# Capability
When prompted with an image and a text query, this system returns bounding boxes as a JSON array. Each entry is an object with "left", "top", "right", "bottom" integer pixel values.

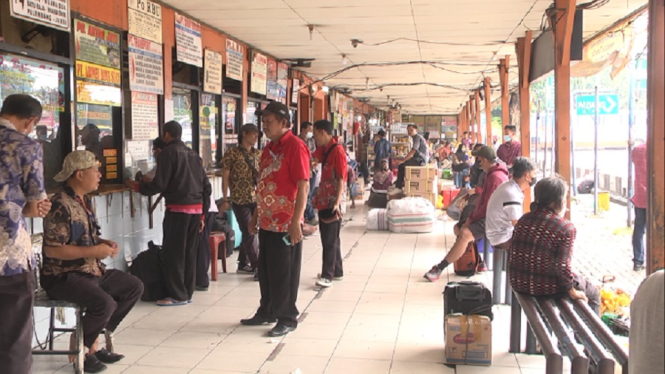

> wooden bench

[{"left": 509, "top": 292, "right": 629, "bottom": 374}]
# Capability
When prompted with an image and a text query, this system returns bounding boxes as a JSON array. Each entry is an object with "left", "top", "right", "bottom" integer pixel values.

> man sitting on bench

[
  {"left": 508, "top": 176, "right": 600, "bottom": 313},
  {"left": 41, "top": 151, "right": 144, "bottom": 373}
]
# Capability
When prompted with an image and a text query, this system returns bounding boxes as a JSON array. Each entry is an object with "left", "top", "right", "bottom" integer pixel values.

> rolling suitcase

[{"left": 443, "top": 281, "right": 493, "bottom": 321}]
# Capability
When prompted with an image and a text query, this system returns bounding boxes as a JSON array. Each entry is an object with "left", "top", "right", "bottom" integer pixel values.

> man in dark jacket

[
  {"left": 424, "top": 146, "right": 509, "bottom": 281},
  {"left": 127, "top": 121, "right": 212, "bottom": 305},
  {"left": 374, "top": 129, "right": 391, "bottom": 169}
]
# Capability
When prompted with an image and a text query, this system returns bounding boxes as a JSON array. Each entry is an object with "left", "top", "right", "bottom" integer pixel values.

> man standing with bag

[
  {"left": 241, "top": 102, "right": 310, "bottom": 337},
  {"left": 312, "top": 120, "right": 348, "bottom": 288}
]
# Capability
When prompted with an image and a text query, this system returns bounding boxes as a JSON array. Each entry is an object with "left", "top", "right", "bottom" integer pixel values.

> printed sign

[
  {"left": 128, "top": 35, "right": 164, "bottom": 95},
  {"left": 576, "top": 94, "right": 619, "bottom": 116},
  {"left": 127, "top": 140, "right": 151, "bottom": 161},
  {"left": 292, "top": 79, "right": 300, "bottom": 104},
  {"left": 203, "top": 49, "right": 222, "bottom": 94},
  {"left": 251, "top": 52, "right": 267, "bottom": 96},
  {"left": 131, "top": 92, "right": 159, "bottom": 140},
  {"left": 226, "top": 40, "right": 244, "bottom": 82},
  {"left": 76, "top": 61, "right": 121, "bottom": 86},
  {"left": 175, "top": 13, "right": 203, "bottom": 67},
  {"left": 277, "top": 62, "right": 289, "bottom": 104},
  {"left": 128, "top": 0, "right": 162, "bottom": 44},
  {"left": 266, "top": 59, "right": 278, "bottom": 101},
  {"left": 76, "top": 81, "right": 121, "bottom": 106},
  {"left": 74, "top": 20, "right": 121, "bottom": 69},
  {"left": 10, "top": 0, "right": 70, "bottom": 32}
]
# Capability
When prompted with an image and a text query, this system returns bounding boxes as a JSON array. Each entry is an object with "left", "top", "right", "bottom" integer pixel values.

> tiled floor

[{"left": 34, "top": 203, "right": 562, "bottom": 374}]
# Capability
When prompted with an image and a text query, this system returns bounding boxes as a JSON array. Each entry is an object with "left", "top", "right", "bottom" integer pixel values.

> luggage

[
  {"left": 387, "top": 197, "right": 435, "bottom": 233},
  {"left": 129, "top": 241, "right": 167, "bottom": 302},
  {"left": 367, "top": 208, "right": 389, "bottom": 231},
  {"left": 443, "top": 281, "right": 493, "bottom": 320},
  {"left": 367, "top": 191, "right": 388, "bottom": 208},
  {"left": 454, "top": 241, "right": 480, "bottom": 277}
]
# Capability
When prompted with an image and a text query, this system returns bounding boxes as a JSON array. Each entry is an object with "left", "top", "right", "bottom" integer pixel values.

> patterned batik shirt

[
  {"left": 221, "top": 146, "right": 261, "bottom": 205},
  {"left": 41, "top": 186, "right": 105, "bottom": 280},
  {"left": 0, "top": 118, "right": 46, "bottom": 276}
]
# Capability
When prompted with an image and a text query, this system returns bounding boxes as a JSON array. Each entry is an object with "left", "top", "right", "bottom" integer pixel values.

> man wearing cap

[
  {"left": 221, "top": 123, "right": 262, "bottom": 276},
  {"left": 42, "top": 150, "right": 143, "bottom": 373},
  {"left": 127, "top": 121, "right": 212, "bottom": 306},
  {"left": 424, "top": 146, "right": 509, "bottom": 281},
  {"left": 241, "top": 102, "right": 310, "bottom": 337},
  {"left": 0, "top": 94, "right": 52, "bottom": 374},
  {"left": 374, "top": 129, "right": 391, "bottom": 169}
]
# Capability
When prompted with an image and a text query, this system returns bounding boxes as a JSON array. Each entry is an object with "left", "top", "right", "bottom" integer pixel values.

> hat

[
  {"left": 377, "top": 129, "right": 386, "bottom": 136},
  {"left": 240, "top": 123, "right": 260, "bottom": 134},
  {"left": 471, "top": 145, "right": 496, "bottom": 161},
  {"left": 54, "top": 150, "right": 98, "bottom": 182},
  {"left": 257, "top": 101, "right": 290, "bottom": 121}
]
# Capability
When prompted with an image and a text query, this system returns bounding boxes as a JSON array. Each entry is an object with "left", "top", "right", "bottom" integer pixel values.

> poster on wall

[
  {"left": 127, "top": 0, "right": 162, "bottom": 44},
  {"left": 250, "top": 52, "right": 267, "bottom": 96},
  {"left": 277, "top": 62, "right": 289, "bottom": 104},
  {"left": 128, "top": 35, "right": 164, "bottom": 95},
  {"left": 74, "top": 20, "right": 121, "bottom": 69},
  {"left": 76, "top": 61, "right": 121, "bottom": 86},
  {"left": 131, "top": 92, "right": 159, "bottom": 140},
  {"left": 175, "top": 13, "right": 203, "bottom": 67},
  {"left": 226, "top": 40, "right": 244, "bottom": 82},
  {"left": 203, "top": 49, "right": 223, "bottom": 94},
  {"left": 266, "top": 59, "right": 278, "bottom": 101},
  {"left": 76, "top": 81, "right": 121, "bottom": 107},
  {"left": 10, "top": 0, "right": 70, "bottom": 32},
  {"left": 291, "top": 79, "right": 300, "bottom": 104}
]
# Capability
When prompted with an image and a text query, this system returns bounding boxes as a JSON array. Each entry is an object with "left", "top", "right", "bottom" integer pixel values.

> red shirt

[
  {"left": 497, "top": 141, "right": 522, "bottom": 166},
  {"left": 312, "top": 139, "right": 348, "bottom": 211},
  {"left": 631, "top": 143, "right": 647, "bottom": 209},
  {"left": 257, "top": 130, "right": 311, "bottom": 232}
]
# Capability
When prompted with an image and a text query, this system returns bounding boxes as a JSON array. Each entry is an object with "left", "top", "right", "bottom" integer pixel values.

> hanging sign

[
  {"left": 203, "top": 49, "right": 223, "bottom": 94},
  {"left": 131, "top": 92, "right": 159, "bottom": 140},
  {"left": 74, "top": 20, "right": 121, "bottom": 69},
  {"left": 128, "top": 35, "right": 164, "bottom": 95},
  {"left": 76, "top": 81, "right": 121, "bottom": 107},
  {"left": 76, "top": 61, "right": 121, "bottom": 86},
  {"left": 266, "top": 59, "right": 279, "bottom": 101},
  {"left": 10, "top": 0, "right": 70, "bottom": 32},
  {"left": 175, "top": 13, "right": 203, "bottom": 67},
  {"left": 127, "top": 0, "right": 162, "bottom": 44},
  {"left": 291, "top": 79, "right": 300, "bottom": 104},
  {"left": 225, "top": 40, "right": 244, "bottom": 82},
  {"left": 277, "top": 62, "right": 289, "bottom": 104},
  {"left": 250, "top": 52, "right": 267, "bottom": 96}
]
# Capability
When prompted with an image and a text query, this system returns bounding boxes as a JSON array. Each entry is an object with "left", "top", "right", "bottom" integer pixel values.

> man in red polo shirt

[
  {"left": 241, "top": 102, "right": 310, "bottom": 337},
  {"left": 311, "top": 120, "right": 348, "bottom": 288}
]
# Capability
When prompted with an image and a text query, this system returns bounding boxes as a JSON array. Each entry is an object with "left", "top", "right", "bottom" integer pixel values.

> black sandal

[{"left": 95, "top": 348, "right": 125, "bottom": 364}]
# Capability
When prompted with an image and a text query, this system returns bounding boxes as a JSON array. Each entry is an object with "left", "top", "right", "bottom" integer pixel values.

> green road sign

[{"left": 576, "top": 94, "right": 619, "bottom": 116}]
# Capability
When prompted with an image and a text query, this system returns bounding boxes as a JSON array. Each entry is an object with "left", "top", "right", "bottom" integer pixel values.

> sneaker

[
  {"left": 316, "top": 278, "right": 333, "bottom": 287},
  {"left": 633, "top": 264, "right": 646, "bottom": 271},
  {"left": 306, "top": 218, "right": 319, "bottom": 226},
  {"left": 423, "top": 266, "right": 442, "bottom": 282},
  {"left": 477, "top": 261, "right": 488, "bottom": 272},
  {"left": 237, "top": 265, "right": 254, "bottom": 274},
  {"left": 317, "top": 273, "right": 343, "bottom": 281}
]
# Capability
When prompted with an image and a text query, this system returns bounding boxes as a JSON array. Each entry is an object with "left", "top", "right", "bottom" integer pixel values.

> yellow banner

[{"left": 76, "top": 61, "right": 121, "bottom": 86}]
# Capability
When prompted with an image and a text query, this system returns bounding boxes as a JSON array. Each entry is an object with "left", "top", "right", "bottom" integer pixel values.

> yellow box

[
  {"left": 445, "top": 315, "right": 492, "bottom": 366},
  {"left": 598, "top": 191, "right": 610, "bottom": 212},
  {"left": 405, "top": 165, "right": 438, "bottom": 181},
  {"left": 405, "top": 179, "right": 438, "bottom": 195}
]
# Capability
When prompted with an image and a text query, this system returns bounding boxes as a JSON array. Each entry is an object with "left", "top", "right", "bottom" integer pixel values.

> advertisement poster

[
  {"left": 291, "top": 79, "right": 300, "bottom": 104},
  {"left": 128, "top": 35, "right": 164, "bottom": 95},
  {"left": 175, "top": 13, "right": 203, "bottom": 67},
  {"left": 0, "top": 53, "right": 65, "bottom": 113},
  {"left": 131, "top": 92, "right": 159, "bottom": 140},
  {"left": 75, "top": 61, "right": 121, "bottom": 86},
  {"left": 277, "top": 62, "right": 289, "bottom": 104},
  {"left": 250, "top": 52, "right": 267, "bottom": 96},
  {"left": 76, "top": 81, "right": 121, "bottom": 106},
  {"left": 203, "top": 49, "right": 222, "bottom": 94},
  {"left": 10, "top": 0, "right": 70, "bottom": 32},
  {"left": 266, "top": 59, "right": 278, "bottom": 101},
  {"left": 225, "top": 40, "right": 244, "bottom": 82},
  {"left": 127, "top": 0, "right": 162, "bottom": 44},
  {"left": 76, "top": 103, "right": 113, "bottom": 131},
  {"left": 74, "top": 19, "right": 121, "bottom": 69}
]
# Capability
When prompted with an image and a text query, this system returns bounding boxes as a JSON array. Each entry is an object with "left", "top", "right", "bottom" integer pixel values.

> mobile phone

[{"left": 282, "top": 234, "right": 291, "bottom": 246}]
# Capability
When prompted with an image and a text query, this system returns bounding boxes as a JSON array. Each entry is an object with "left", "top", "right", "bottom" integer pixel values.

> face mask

[
  {"left": 529, "top": 176, "right": 537, "bottom": 187},
  {"left": 504, "top": 135, "right": 512, "bottom": 142},
  {"left": 306, "top": 132, "right": 313, "bottom": 139}
]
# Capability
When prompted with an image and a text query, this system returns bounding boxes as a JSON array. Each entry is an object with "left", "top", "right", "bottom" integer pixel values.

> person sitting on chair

[
  {"left": 367, "top": 159, "right": 393, "bottom": 208},
  {"left": 395, "top": 124, "right": 429, "bottom": 189},
  {"left": 41, "top": 151, "right": 144, "bottom": 373}
]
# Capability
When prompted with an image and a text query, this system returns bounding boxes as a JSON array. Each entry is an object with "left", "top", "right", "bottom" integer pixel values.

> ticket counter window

[
  {"left": 173, "top": 88, "right": 194, "bottom": 149},
  {"left": 0, "top": 53, "right": 66, "bottom": 191},
  {"left": 200, "top": 94, "right": 218, "bottom": 169}
]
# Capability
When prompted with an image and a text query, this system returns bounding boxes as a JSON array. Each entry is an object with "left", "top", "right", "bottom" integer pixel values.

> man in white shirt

[
  {"left": 629, "top": 270, "right": 664, "bottom": 374},
  {"left": 485, "top": 157, "right": 537, "bottom": 250}
]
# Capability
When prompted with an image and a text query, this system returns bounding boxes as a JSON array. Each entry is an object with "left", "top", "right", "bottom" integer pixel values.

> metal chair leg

[
  {"left": 509, "top": 294, "right": 522, "bottom": 353},
  {"left": 504, "top": 251, "right": 512, "bottom": 305},
  {"left": 526, "top": 322, "right": 538, "bottom": 354},
  {"left": 74, "top": 307, "right": 85, "bottom": 374},
  {"left": 49, "top": 308, "right": 55, "bottom": 350},
  {"left": 492, "top": 247, "right": 503, "bottom": 304},
  {"left": 483, "top": 237, "right": 492, "bottom": 271}
]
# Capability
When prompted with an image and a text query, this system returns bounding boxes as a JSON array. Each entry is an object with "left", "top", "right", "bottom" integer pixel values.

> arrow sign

[{"left": 576, "top": 94, "right": 619, "bottom": 116}]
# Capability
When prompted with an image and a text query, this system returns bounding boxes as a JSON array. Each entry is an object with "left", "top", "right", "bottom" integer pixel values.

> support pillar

[
  {"left": 499, "top": 56, "right": 510, "bottom": 132},
  {"left": 647, "top": 0, "right": 665, "bottom": 274},
  {"left": 469, "top": 96, "right": 476, "bottom": 143},
  {"left": 484, "top": 77, "right": 492, "bottom": 145},
  {"left": 475, "top": 91, "right": 482, "bottom": 144},
  {"left": 552, "top": 0, "right": 576, "bottom": 220},
  {"left": 516, "top": 31, "right": 533, "bottom": 211}
]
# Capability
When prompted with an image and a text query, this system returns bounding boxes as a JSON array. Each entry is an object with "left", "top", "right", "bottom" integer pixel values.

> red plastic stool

[{"left": 208, "top": 232, "right": 226, "bottom": 281}]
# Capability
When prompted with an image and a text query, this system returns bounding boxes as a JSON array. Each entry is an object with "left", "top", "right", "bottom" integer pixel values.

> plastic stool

[{"left": 208, "top": 232, "right": 226, "bottom": 281}]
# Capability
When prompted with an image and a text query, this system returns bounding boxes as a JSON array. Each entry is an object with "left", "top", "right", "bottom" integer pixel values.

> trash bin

[{"left": 598, "top": 191, "right": 610, "bottom": 212}]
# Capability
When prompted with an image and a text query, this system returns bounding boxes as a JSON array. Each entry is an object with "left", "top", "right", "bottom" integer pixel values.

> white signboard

[
  {"left": 175, "top": 13, "right": 202, "bottom": 67},
  {"left": 292, "top": 79, "right": 300, "bottom": 104},
  {"left": 127, "top": 0, "right": 162, "bottom": 44},
  {"left": 10, "top": 0, "right": 70, "bottom": 31},
  {"left": 203, "top": 49, "right": 222, "bottom": 94},
  {"left": 128, "top": 35, "right": 164, "bottom": 95},
  {"left": 164, "top": 98, "right": 174, "bottom": 122},
  {"left": 225, "top": 39, "right": 243, "bottom": 82},
  {"left": 127, "top": 140, "right": 151, "bottom": 161},
  {"left": 131, "top": 92, "right": 159, "bottom": 140},
  {"left": 251, "top": 52, "right": 267, "bottom": 96}
]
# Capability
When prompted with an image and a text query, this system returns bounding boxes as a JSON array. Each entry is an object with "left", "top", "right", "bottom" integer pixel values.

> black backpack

[{"left": 129, "top": 241, "right": 167, "bottom": 302}]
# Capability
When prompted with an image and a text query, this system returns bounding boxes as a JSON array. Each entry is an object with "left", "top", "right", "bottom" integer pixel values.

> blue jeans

[
  {"left": 304, "top": 171, "right": 317, "bottom": 221},
  {"left": 632, "top": 207, "right": 646, "bottom": 265},
  {"left": 454, "top": 169, "right": 470, "bottom": 189}
]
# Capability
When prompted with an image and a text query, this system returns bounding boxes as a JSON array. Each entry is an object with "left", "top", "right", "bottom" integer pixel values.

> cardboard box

[
  {"left": 445, "top": 315, "right": 492, "bottom": 366},
  {"left": 408, "top": 192, "right": 437, "bottom": 206},
  {"left": 405, "top": 165, "right": 438, "bottom": 181},
  {"left": 405, "top": 179, "right": 438, "bottom": 195}
]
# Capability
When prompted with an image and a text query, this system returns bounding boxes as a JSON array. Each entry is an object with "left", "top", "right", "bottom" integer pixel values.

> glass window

[
  {"left": 173, "top": 88, "right": 194, "bottom": 148},
  {"left": 0, "top": 53, "right": 66, "bottom": 191},
  {"left": 200, "top": 94, "right": 218, "bottom": 169},
  {"left": 222, "top": 96, "right": 238, "bottom": 147},
  {"left": 245, "top": 101, "right": 259, "bottom": 126}
]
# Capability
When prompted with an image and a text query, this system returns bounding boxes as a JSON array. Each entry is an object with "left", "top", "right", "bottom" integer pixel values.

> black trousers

[
  {"left": 319, "top": 218, "right": 343, "bottom": 280},
  {"left": 196, "top": 212, "right": 216, "bottom": 288},
  {"left": 43, "top": 270, "right": 143, "bottom": 348},
  {"left": 162, "top": 211, "right": 201, "bottom": 301},
  {"left": 0, "top": 272, "right": 34, "bottom": 374},
  {"left": 396, "top": 157, "right": 425, "bottom": 189},
  {"left": 232, "top": 203, "right": 259, "bottom": 269},
  {"left": 256, "top": 229, "right": 302, "bottom": 326}
]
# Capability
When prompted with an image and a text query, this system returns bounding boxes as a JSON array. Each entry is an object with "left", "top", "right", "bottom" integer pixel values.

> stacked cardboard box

[
  {"left": 445, "top": 315, "right": 492, "bottom": 366},
  {"left": 405, "top": 165, "right": 438, "bottom": 205}
]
